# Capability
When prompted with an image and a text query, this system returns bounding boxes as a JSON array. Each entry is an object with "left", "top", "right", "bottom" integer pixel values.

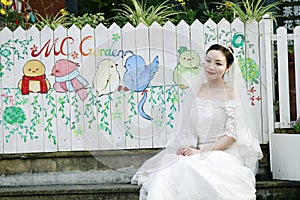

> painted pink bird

[{"left": 52, "top": 59, "right": 89, "bottom": 101}]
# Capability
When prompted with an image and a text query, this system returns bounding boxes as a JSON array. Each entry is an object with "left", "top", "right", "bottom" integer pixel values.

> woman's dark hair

[{"left": 206, "top": 44, "right": 234, "bottom": 68}]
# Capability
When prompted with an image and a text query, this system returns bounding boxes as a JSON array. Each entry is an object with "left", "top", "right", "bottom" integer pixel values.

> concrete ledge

[
  {"left": 0, "top": 170, "right": 135, "bottom": 187},
  {"left": 256, "top": 180, "right": 300, "bottom": 200},
  {"left": 1, "top": 181, "right": 300, "bottom": 200},
  {"left": 0, "top": 184, "right": 140, "bottom": 196},
  {"left": 0, "top": 149, "right": 160, "bottom": 175},
  {"left": 0, "top": 184, "right": 140, "bottom": 200}
]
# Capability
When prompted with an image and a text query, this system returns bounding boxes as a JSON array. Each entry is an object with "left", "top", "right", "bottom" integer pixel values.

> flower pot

[{"left": 271, "top": 133, "right": 300, "bottom": 180}]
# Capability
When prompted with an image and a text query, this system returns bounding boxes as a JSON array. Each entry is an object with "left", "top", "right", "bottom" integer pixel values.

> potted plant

[
  {"left": 112, "top": 0, "right": 178, "bottom": 26},
  {"left": 272, "top": 117, "right": 300, "bottom": 181},
  {"left": 0, "top": 0, "right": 35, "bottom": 30},
  {"left": 211, "top": 0, "right": 282, "bottom": 23}
]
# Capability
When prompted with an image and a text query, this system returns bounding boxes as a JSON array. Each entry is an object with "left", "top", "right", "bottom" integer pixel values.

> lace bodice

[{"left": 189, "top": 98, "right": 237, "bottom": 146}]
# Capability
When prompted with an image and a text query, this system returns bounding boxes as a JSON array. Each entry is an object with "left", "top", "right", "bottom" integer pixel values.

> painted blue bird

[{"left": 122, "top": 55, "right": 159, "bottom": 120}]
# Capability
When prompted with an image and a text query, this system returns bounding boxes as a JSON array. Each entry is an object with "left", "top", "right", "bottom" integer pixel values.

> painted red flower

[
  {"left": 71, "top": 51, "right": 79, "bottom": 59},
  {"left": 30, "top": 45, "right": 38, "bottom": 52}
]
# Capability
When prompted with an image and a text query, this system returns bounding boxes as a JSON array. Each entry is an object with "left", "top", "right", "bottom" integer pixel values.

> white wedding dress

[{"left": 132, "top": 98, "right": 257, "bottom": 200}]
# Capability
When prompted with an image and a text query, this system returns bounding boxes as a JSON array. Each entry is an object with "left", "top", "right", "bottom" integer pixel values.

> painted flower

[
  {"left": 0, "top": 8, "right": 6, "bottom": 15},
  {"left": 30, "top": 45, "right": 38, "bottom": 52},
  {"left": 1, "top": 0, "right": 12, "bottom": 6},
  {"left": 112, "top": 110, "right": 122, "bottom": 120},
  {"left": 232, "top": 33, "right": 245, "bottom": 48},
  {"left": 0, "top": 49, "right": 11, "bottom": 57},
  {"left": 71, "top": 51, "right": 79, "bottom": 59},
  {"left": 112, "top": 33, "right": 120, "bottom": 42},
  {"left": 238, "top": 58, "right": 260, "bottom": 83},
  {"left": 3, "top": 106, "right": 26, "bottom": 125},
  {"left": 73, "top": 125, "right": 84, "bottom": 137}
]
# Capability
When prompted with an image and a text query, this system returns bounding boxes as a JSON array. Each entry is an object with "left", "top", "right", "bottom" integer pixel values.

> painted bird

[
  {"left": 122, "top": 55, "right": 159, "bottom": 120},
  {"left": 52, "top": 59, "right": 89, "bottom": 101},
  {"left": 18, "top": 60, "right": 50, "bottom": 95},
  {"left": 93, "top": 59, "right": 120, "bottom": 97},
  {"left": 173, "top": 49, "right": 201, "bottom": 88}
]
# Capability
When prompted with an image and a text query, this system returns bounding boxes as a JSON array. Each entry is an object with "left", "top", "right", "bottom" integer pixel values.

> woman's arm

[
  {"left": 202, "top": 135, "right": 235, "bottom": 151},
  {"left": 177, "top": 135, "right": 235, "bottom": 156}
]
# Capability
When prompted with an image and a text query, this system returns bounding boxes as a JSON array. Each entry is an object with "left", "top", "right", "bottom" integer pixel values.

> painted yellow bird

[{"left": 18, "top": 60, "right": 50, "bottom": 95}]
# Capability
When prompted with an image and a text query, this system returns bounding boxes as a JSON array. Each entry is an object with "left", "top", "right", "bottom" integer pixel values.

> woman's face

[{"left": 203, "top": 50, "right": 228, "bottom": 80}]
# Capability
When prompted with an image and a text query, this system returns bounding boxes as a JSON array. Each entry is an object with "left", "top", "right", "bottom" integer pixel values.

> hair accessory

[{"left": 219, "top": 43, "right": 234, "bottom": 55}]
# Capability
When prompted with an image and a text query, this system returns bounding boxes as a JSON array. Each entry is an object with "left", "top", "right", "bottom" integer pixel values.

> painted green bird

[{"left": 173, "top": 48, "right": 201, "bottom": 88}]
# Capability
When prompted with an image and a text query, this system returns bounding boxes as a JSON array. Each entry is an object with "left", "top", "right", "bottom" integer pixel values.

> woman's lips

[{"left": 206, "top": 71, "right": 215, "bottom": 75}]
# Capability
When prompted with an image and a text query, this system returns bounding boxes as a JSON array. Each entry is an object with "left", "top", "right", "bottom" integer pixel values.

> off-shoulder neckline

[{"left": 196, "top": 98, "right": 235, "bottom": 104}]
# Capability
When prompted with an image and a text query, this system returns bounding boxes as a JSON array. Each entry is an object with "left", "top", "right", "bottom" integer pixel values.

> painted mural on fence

[{"left": 0, "top": 24, "right": 261, "bottom": 147}]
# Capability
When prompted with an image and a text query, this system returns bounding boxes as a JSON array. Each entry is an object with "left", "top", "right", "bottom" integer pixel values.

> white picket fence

[
  {"left": 268, "top": 26, "right": 300, "bottom": 181},
  {"left": 0, "top": 18, "right": 274, "bottom": 154},
  {"left": 270, "top": 26, "right": 300, "bottom": 128}
]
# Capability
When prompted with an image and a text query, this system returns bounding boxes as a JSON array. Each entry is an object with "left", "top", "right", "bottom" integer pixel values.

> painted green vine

[
  {"left": 0, "top": 37, "right": 33, "bottom": 78},
  {"left": 149, "top": 85, "right": 166, "bottom": 128},
  {"left": 30, "top": 95, "right": 43, "bottom": 132},
  {"left": 44, "top": 89, "right": 57, "bottom": 145},
  {"left": 57, "top": 93, "right": 71, "bottom": 125},
  {"left": 97, "top": 94, "right": 112, "bottom": 135},
  {"left": 71, "top": 93, "right": 83, "bottom": 136},
  {"left": 124, "top": 92, "right": 137, "bottom": 139},
  {"left": 84, "top": 89, "right": 97, "bottom": 129}
]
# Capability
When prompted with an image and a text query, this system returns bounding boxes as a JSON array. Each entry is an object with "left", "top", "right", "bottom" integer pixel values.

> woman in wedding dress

[{"left": 131, "top": 44, "right": 263, "bottom": 200}]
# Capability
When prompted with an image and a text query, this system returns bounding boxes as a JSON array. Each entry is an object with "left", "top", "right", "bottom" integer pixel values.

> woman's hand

[{"left": 176, "top": 147, "right": 200, "bottom": 156}]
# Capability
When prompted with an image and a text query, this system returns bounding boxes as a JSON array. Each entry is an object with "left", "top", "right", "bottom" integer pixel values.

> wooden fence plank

[
  {"left": 107, "top": 23, "right": 125, "bottom": 149},
  {"left": 217, "top": 18, "right": 231, "bottom": 44},
  {"left": 245, "top": 20, "right": 263, "bottom": 141},
  {"left": 162, "top": 21, "right": 181, "bottom": 145},
  {"left": 259, "top": 16, "right": 275, "bottom": 144},
  {"left": 294, "top": 26, "right": 300, "bottom": 118},
  {"left": 277, "top": 27, "right": 290, "bottom": 128},
  {"left": 25, "top": 26, "right": 42, "bottom": 153},
  {"left": 45, "top": 25, "right": 70, "bottom": 151},
  {"left": 122, "top": 22, "right": 139, "bottom": 149},
  {"left": 149, "top": 21, "right": 166, "bottom": 148},
  {"left": 64, "top": 25, "right": 85, "bottom": 151},
  {"left": 0, "top": 37, "right": 2, "bottom": 153},
  {"left": 204, "top": 19, "right": 217, "bottom": 51},
  {"left": 135, "top": 22, "right": 153, "bottom": 148},
  {"left": 40, "top": 26, "right": 58, "bottom": 152},
  {"left": 1, "top": 27, "right": 18, "bottom": 154},
  {"left": 13, "top": 27, "right": 32, "bottom": 153},
  {"left": 80, "top": 24, "right": 98, "bottom": 151},
  {"left": 191, "top": 20, "right": 205, "bottom": 63},
  {"left": 94, "top": 23, "right": 113, "bottom": 150}
]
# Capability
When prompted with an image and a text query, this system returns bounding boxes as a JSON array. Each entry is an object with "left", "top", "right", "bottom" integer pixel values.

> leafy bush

[
  {"left": 217, "top": 0, "right": 282, "bottom": 22},
  {"left": 33, "top": 9, "right": 106, "bottom": 30},
  {"left": 65, "top": 12, "right": 106, "bottom": 29},
  {"left": 112, "top": 0, "right": 178, "bottom": 26}
]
